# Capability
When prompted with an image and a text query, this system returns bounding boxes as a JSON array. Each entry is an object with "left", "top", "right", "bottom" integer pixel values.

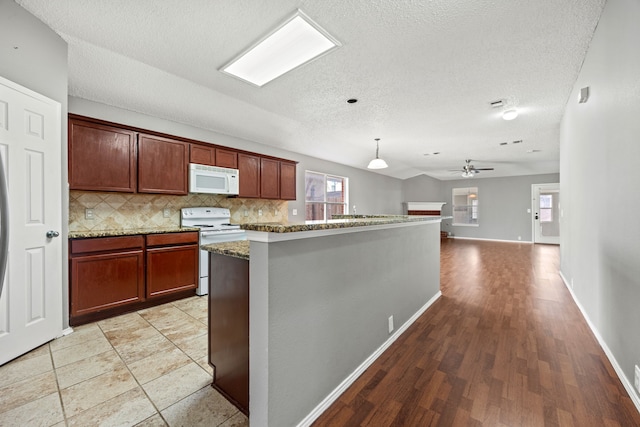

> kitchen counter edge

[
  {"left": 68, "top": 227, "right": 201, "bottom": 239},
  {"left": 239, "top": 215, "right": 443, "bottom": 233},
  {"left": 202, "top": 241, "right": 250, "bottom": 260}
]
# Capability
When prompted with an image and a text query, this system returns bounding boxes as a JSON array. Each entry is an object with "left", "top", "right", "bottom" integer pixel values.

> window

[
  {"left": 452, "top": 187, "right": 479, "bottom": 226},
  {"left": 539, "top": 194, "right": 553, "bottom": 222},
  {"left": 305, "top": 171, "right": 348, "bottom": 220}
]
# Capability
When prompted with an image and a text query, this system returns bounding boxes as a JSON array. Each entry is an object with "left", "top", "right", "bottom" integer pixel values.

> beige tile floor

[{"left": 0, "top": 296, "right": 249, "bottom": 427}]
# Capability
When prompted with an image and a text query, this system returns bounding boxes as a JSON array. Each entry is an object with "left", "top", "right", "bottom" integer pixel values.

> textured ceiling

[{"left": 16, "top": 0, "right": 605, "bottom": 180}]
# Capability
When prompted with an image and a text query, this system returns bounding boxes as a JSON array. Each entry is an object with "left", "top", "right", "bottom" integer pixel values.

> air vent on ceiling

[
  {"left": 490, "top": 100, "right": 504, "bottom": 108},
  {"left": 499, "top": 140, "right": 524, "bottom": 146}
]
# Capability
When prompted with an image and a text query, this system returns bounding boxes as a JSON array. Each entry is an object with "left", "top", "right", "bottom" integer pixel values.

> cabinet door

[
  {"left": 260, "top": 158, "right": 280, "bottom": 199},
  {"left": 146, "top": 244, "right": 198, "bottom": 298},
  {"left": 138, "top": 134, "right": 189, "bottom": 195},
  {"left": 238, "top": 153, "right": 260, "bottom": 198},
  {"left": 70, "top": 250, "right": 145, "bottom": 317},
  {"left": 215, "top": 148, "right": 238, "bottom": 169},
  {"left": 280, "top": 162, "right": 297, "bottom": 200},
  {"left": 190, "top": 144, "right": 215, "bottom": 166},
  {"left": 68, "top": 119, "right": 137, "bottom": 192},
  {"left": 209, "top": 254, "right": 249, "bottom": 414}
]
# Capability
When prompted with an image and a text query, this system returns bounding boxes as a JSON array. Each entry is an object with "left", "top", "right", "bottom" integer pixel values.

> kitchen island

[{"left": 204, "top": 216, "right": 442, "bottom": 426}]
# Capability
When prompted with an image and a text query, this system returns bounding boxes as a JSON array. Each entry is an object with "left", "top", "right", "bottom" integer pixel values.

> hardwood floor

[{"left": 312, "top": 239, "right": 640, "bottom": 426}]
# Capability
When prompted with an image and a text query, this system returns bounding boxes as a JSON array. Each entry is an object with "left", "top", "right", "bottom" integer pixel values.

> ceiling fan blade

[{"left": 473, "top": 167, "right": 494, "bottom": 171}]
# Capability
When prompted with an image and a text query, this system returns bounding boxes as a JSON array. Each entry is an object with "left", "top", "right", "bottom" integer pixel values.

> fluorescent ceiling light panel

[{"left": 221, "top": 11, "right": 340, "bottom": 87}]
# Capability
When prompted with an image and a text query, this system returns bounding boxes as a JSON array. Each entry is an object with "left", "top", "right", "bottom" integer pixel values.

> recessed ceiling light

[
  {"left": 512, "top": 139, "right": 523, "bottom": 144},
  {"left": 346, "top": 98, "right": 358, "bottom": 104},
  {"left": 499, "top": 142, "right": 508, "bottom": 146},
  {"left": 221, "top": 10, "right": 341, "bottom": 87},
  {"left": 527, "top": 149, "right": 541, "bottom": 153},
  {"left": 502, "top": 109, "right": 518, "bottom": 120},
  {"left": 423, "top": 152, "right": 440, "bottom": 156}
]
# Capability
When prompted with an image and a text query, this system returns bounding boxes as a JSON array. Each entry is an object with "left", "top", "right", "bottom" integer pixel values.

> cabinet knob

[{"left": 46, "top": 230, "right": 60, "bottom": 238}]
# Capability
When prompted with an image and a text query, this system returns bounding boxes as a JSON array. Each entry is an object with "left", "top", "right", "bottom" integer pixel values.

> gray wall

[
  {"left": 249, "top": 222, "right": 441, "bottom": 426},
  {"left": 402, "top": 174, "right": 443, "bottom": 204},
  {"left": 404, "top": 173, "right": 560, "bottom": 241},
  {"left": 560, "top": 0, "right": 640, "bottom": 398},
  {"left": 69, "top": 97, "right": 405, "bottom": 217},
  {"left": 0, "top": 1, "right": 69, "bottom": 327}
]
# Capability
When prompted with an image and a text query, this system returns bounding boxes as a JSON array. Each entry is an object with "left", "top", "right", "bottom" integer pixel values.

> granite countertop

[
  {"left": 68, "top": 226, "right": 201, "bottom": 239},
  {"left": 239, "top": 215, "right": 442, "bottom": 233},
  {"left": 202, "top": 241, "right": 250, "bottom": 260}
]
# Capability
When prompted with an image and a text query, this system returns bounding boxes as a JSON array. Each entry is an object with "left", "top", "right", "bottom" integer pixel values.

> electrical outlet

[
  {"left": 163, "top": 208, "right": 170, "bottom": 218},
  {"left": 635, "top": 365, "right": 640, "bottom": 393},
  {"left": 518, "top": 236, "right": 522, "bottom": 241},
  {"left": 292, "top": 209, "right": 298, "bottom": 216},
  {"left": 258, "top": 209, "right": 263, "bottom": 216},
  {"left": 388, "top": 315, "right": 394, "bottom": 334},
  {"left": 275, "top": 209, "right": 278, "bottom": 216},
  {"left": 244, "top": 210, "right": 249, "bottom": 217},
  {"left": 85, "top": 208, "right": 94, "bottom": 220}
]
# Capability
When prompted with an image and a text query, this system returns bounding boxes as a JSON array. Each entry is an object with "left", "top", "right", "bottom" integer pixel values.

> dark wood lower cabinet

[
  {"left": 69, "top": 232, "right": 198, "bottom": 326},
  {"left": 209, "top": 253, "right": 249, "bottom": 415},
  {"left": 70, "top": 247, "right": 145, "bottom": 317},
  {"left": 146, "top": 244, "right": 198, "bottom": 298}
]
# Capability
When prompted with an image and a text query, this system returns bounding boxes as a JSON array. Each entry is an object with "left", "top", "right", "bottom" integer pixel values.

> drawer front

[
  {"left": 70, "top": 235, "right": 144, "bottom": 254},
  {"left": 146, "top": 231, "right": 199, "bottom": 247}
]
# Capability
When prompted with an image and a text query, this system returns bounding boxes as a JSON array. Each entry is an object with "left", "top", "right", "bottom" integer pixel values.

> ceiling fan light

[
  {"left": 461, "top": 171, "right": 474, "bottom": 178},
  {"left": 502, "top": 109, "right": 518, "bottom": 121}
]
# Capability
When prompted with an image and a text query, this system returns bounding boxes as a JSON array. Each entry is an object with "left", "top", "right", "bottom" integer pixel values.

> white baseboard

[
  {"left": 450, "top": 236, "right": 533, "bottom": 244},
  {"left": 559, "top": 271, "right": 640, "bottom": 413},
  {"left": 296, "top": 291, "right": 442, "bottom": 427},
  {"left": 58, "top": 327, "right": 74, "bottom": 338}
]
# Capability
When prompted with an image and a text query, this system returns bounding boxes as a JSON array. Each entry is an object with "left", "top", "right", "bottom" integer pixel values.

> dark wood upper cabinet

[
  {"left": 190, "top": 144, "right": 215, "bottom": 166},
  {"left": 68, "top": 119, "right": 137, "bottom": 192},
  {"left": 216, "top": 148, "right": 238, "bottom": 169},
  {"left": 260, "top": 158, "right": 280, "bottom": 199},
  {"left": 68, "top": 115, "right": 296, "bottom": 199},
  {"left": 280, "top": 162, "right": 297, "bottom": 200},
  {"left": 138, "top": 134, "right": 189, "bottom": 195},
  {"left": 238, "top": 153, "right": 260, "bottom": 198}
]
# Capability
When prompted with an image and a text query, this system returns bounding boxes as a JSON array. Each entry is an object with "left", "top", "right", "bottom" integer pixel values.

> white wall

[
  {"left": 560, "top": 0, "right": 640, "bottom": 402},
  {"left": 69, "top": 97, "right": 405, "bottom": 218},
  {"left": 0, "top": 1, "right": 69, "bottom": 327}
]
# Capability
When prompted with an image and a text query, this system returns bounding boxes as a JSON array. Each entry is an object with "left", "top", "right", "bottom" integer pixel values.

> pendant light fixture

[{"left": 367, "top": 138, "right": 388, "bottom": 169}]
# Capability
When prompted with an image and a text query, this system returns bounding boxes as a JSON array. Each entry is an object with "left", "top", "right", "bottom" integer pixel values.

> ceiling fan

[{"left": 451, "top": 159, "right": 495, "bottom": 178}]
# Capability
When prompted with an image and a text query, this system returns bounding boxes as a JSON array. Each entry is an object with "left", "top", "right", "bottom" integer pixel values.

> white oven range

[{"left": 180, "top": 207, "right": 246, "bottom": 296}]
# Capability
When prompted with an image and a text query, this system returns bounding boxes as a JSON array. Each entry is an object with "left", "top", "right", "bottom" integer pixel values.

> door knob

[{"left": 46, "top": 230, "right": 60, "bottom": 238}]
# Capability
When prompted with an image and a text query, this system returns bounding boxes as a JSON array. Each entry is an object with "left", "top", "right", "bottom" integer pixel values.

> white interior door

[
  {"left": 532, "top": 183, "right": 560, "bottom": 245},
  {"left": 0, "top": 76, "right": 63, "bottom": 365}
]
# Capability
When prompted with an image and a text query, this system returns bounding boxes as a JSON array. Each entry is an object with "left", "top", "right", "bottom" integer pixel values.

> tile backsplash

[{"left": 69, "top": 191, "right": 288, "bottom": 232}]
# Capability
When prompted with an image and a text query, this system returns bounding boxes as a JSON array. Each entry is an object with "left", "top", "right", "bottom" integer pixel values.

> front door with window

[{"left": 532, "top": 183, "right": 560, "bottom": 244}]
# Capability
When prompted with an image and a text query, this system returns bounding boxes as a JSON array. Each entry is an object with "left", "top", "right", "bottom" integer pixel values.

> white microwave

[{"left": 189, "top": 164, "right": 240, "bottom": 195}]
